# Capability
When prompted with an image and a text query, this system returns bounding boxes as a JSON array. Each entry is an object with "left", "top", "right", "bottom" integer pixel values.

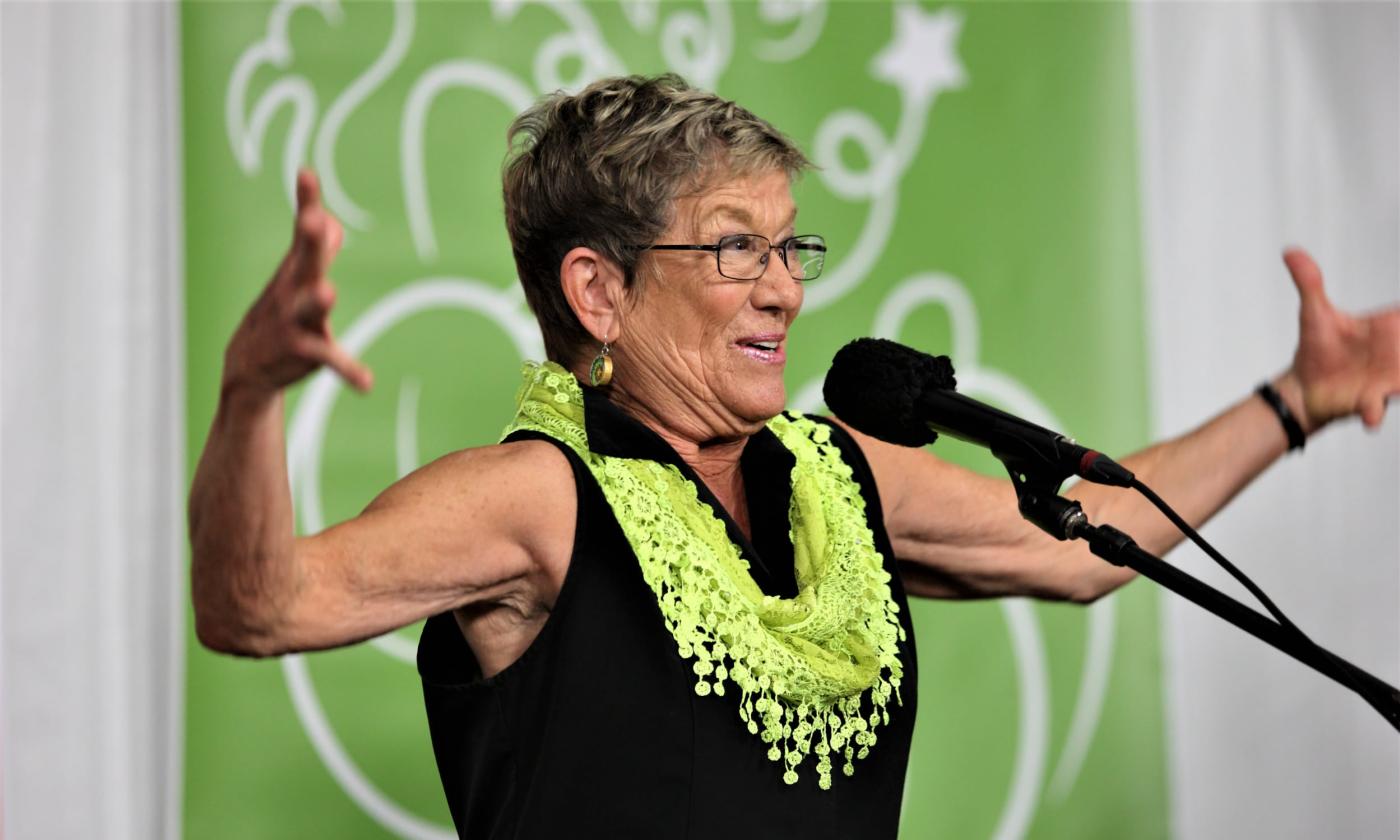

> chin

[{"left": 730, "top": 382, "right": 787, "bottom": 425}]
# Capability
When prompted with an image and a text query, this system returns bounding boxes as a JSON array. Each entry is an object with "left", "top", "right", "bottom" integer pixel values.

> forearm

[
  {"left": 887, "top": 248, "right": 1397, "bottom": 605},
  {"left": 1063, "top": 372, "right": 1304, "bottom": 600},
  {"left": 187, "top": 383, "right": 301, "bottom": 653}
]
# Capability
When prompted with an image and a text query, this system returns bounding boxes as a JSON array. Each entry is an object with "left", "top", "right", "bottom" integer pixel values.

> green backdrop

[{"left": 182, "top": 2, "right": 1165, "bottom": 837}]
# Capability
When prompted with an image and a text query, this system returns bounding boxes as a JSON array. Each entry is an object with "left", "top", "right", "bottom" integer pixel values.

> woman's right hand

[{"left": 222, "top": 169, "right": 373, "bottom": 399}]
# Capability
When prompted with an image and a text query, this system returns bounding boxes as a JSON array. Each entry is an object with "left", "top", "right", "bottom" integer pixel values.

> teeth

[{"left": 750, "top": 341, "right": 779, "bottom": 351}]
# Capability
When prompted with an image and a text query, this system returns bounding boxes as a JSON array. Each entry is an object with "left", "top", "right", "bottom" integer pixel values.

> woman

[{"left": 189, "top": 75, "right": 1399, "bottom": 837}]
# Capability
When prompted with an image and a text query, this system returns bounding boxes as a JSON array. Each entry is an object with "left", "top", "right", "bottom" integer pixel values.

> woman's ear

[{"left": 559, "top": 246, "right": 626, "bottom": 343}]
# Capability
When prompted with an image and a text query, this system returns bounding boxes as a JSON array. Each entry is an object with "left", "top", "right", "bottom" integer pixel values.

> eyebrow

[{"left": 705, "top": 204, "right": 800, "bottom": 234}]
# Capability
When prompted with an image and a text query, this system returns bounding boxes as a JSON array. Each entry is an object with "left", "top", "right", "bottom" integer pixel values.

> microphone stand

[{"left": 1002, "top": 457, "right": 1400, "bottom": 733}]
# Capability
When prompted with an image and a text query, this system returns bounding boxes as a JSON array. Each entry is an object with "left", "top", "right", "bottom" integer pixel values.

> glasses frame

[{"left": 647, "top": 233, "right": 827, "bottom": 282}]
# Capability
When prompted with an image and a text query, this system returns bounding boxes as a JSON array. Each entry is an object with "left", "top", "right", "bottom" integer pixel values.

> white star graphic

[{"left": 870, "top": 3, "right": 967, "bottom": 104}]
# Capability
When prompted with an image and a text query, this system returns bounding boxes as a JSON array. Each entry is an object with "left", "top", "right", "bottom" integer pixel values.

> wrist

[
  {"left": 1257, "top": 372, "right": 1311, "bottom": 452},
  {"left": 1268, "top": 370, "right": 1320, "bottom": 436},
  {"left": 218, "top": 370, "right": 283, "bottom": 419}
]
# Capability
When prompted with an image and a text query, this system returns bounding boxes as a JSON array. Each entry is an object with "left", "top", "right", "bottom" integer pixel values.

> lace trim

[{"left": 502, "top": 362, "right": 905, "bottom": 790}]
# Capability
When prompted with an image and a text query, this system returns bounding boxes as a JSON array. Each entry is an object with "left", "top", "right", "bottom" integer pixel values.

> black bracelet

[{"left": 1256, "top": 382, "right": 1306, "bottom": 451}]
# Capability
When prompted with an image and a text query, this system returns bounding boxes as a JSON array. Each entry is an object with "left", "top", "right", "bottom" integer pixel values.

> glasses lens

[
  {"left": 787, "top": 235, "right": 826, "bottom": 281},
  {"left": 717, "top": 234, "right": 769, "bottom": 280}
]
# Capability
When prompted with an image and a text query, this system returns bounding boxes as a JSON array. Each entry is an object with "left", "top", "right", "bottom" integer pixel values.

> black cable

[
  {"left": 1129, "top": 477, "right": 1380, "bottom": 706},
  {"left": 1129, "top": 478, "right": 1306, "bottom": 637}
]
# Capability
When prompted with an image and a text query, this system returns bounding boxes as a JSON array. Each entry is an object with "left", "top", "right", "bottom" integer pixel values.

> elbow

[
  {"left": 190, "top": 562, "right": 295, "bottom": 659},
  {"left": 1066, "top": 583, "right": 1111, "bottom": 606},
  {"left": 192, "top": 590, "right": 291, "bottom": 657},
  {"left": 1022, "top": 576, "right": 1108, "bottom": 605},
  {"left": 1062, "top": 565, "right": 1133, "bottom": 606},
  {"left": 1036, "top": 538, "right": 1133, "bottom": 605},
  {"left": 193, "top": 609, "right": 285, "bottom": 658}
]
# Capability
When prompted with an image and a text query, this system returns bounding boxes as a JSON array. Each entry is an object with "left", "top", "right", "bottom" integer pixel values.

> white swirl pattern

[
  {"left": 659, "top": 0, "right": 733, "bottom": 90},
  {"left": 312, "top": 0, "right": 416, "bottom": 230},
  {"left": 491, "top": 0, "right": 626, "bottom": 92},
  {"left": 753, "top": 0, "right": 828, "bottom": 63},
  {"left": 226, "top": 0, "right": 341, "bottom": 209}
]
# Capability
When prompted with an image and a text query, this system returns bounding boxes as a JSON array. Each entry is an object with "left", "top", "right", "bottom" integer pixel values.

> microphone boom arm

[{"left": 1004, "top": 462, "right": 1400, "bottom": 733}]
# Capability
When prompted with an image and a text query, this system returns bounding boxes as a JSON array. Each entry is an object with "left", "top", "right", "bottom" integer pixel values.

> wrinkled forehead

[{"left": 670, "top": 168, "right": 798, "bottom": 240}]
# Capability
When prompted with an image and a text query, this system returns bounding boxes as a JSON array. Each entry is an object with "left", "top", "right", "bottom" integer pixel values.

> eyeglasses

[{"left": 648, "top": 234, "right": 827, "bottom": 281}]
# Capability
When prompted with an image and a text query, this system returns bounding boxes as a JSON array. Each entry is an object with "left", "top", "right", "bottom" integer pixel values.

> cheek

[
  {"left": 630, "top": 271, "right": 754, "bottom": 361},
  {"left": 706, "top": 287, "right": 756, "bottom": 335},
  {"left": 668, "top": 288, "right": 752, "bottom": 351}
]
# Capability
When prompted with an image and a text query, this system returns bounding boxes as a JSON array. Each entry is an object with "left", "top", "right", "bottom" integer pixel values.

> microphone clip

[{"left": 1000, "top": 456, "right": 1088, "bottom": 542}]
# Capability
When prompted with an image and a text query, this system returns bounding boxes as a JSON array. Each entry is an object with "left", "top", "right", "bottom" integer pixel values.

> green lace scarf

[{"left": 502, "top": 362, "right": 905, "bottom": 790}]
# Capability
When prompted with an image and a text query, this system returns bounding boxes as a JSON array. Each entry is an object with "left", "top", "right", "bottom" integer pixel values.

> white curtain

[
  {"left": 1, "top": 2, "right": 184, "bottom": 839},
  {"left": 1134, "top": 3, "right": 1399, "bottom": 839}
]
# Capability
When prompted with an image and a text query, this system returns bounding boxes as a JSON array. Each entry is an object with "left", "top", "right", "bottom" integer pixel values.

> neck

[
  {"left": 614, "top": 382, "right": 749, "bottom": 511},
  {"left": 574, "top": 361, "right": 755, "bottom": 533}
]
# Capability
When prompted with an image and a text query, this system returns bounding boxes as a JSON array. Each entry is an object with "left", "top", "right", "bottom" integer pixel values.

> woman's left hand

[{"left": 1282, "top": 247, "right": 1400, "bottom": 433}]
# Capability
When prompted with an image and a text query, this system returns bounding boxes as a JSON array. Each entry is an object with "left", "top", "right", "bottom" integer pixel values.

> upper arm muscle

[{"left": 276, "top": 439, "right": 574, "bottom": 652}]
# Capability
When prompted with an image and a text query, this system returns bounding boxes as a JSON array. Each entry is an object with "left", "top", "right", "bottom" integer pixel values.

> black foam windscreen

[{"left": 822, "top": 338, "right": 957, "bottom": 447}]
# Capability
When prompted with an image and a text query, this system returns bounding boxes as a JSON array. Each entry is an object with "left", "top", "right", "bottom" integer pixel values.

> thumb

[
  {"left": 1357, "top": 385, "right": 1391, "bottom": 430},
  {"left": 296, "top": 168, "right": 322, "bottom": 213},
  {"left": 1283, "top": 247, "right": 1331, "bottom": 314},
  {"left": 312, "top": 335, "right": 375, "bottom": 393}
]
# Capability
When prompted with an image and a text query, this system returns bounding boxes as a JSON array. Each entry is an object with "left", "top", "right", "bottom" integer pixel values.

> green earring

[{"left": 589, "top": 342, "right": 613, "bottom": 387}]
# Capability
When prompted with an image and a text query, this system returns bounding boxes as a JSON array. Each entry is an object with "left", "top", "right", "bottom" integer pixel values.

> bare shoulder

[
  {"left": 256, "top": 437, "right": 580, "bottom": 654},
  {"left": 821, "top": 416, "right": 918, "bottom": 510},
  {"left": 823, "top": 414, "right": 1056, "bottom": 600},
  {"left": 365, "top": 437, "right": 577, "bottom": 566},
  {"left": 374, "top": 437, "right": 574, "bottom": 502},
  {"left": 825, "top": 413, "right": 1013, "bottom": 529},
  {"left": 302, "top": 436, "right": 579, "bottom": 616}
]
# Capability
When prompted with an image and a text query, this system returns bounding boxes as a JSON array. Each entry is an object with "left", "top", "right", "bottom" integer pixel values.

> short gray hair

[{"left": 502, "top": 74, "right": 811, "bottom": 365}]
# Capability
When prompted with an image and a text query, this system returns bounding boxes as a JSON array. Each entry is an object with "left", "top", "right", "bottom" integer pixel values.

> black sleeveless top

[{"left": 417, "top": 389, "right": 918, "bottom": 838}]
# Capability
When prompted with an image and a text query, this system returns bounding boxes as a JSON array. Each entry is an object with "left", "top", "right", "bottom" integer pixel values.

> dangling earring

[{"left": 589, "top": 341, "right": 613, "bottom": 387}]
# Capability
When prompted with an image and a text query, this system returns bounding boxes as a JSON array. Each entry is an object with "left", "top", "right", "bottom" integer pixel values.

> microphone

[{"left": 823, "top": 338, "right": 1135, "bottom": 488}]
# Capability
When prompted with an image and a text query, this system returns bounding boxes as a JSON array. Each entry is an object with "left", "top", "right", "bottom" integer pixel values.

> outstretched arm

[
  {"left": 854, "top": 248, "right": 1400, "bottom": 602},
  {"left": 188, "top": 171, "right": 566, "bottom": 656},
  {"left": 188, "top": 170, "right": 370, "bottom": 653}
]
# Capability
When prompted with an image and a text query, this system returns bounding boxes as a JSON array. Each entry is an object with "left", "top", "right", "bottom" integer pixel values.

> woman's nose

[{"left": 751, "top": 248, "right": 803, "bottom": 311}]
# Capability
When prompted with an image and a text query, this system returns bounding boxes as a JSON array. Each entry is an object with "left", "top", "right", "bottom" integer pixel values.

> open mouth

[{"left": 736, "top": 336, "right": 786, "bottom": 363}]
